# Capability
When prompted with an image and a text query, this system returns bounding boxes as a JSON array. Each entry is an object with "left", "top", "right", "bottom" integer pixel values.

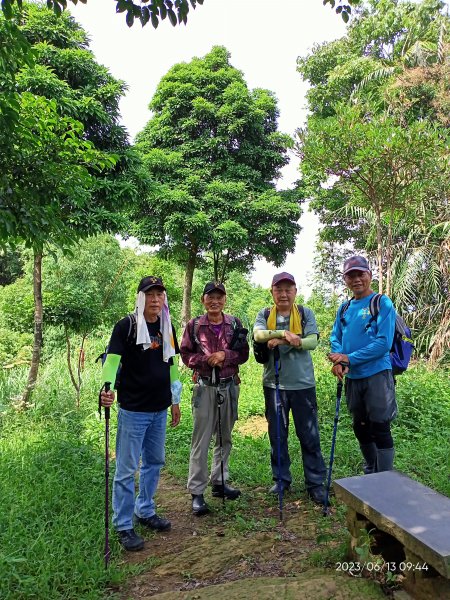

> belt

[{"left": 199, "top": 375, "right": 235, "bottom": 386}]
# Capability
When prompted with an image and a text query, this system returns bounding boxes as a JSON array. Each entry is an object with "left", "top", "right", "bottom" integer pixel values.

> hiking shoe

[
  {"left": 308, "top": 486, "right": 327, "bottom": 506},
  {"left": 211, "top": 483, "right": 241, "bottom": 500},
  {"left": 192, "top": 494, "right": 210, "bottom": 516},
  {"left": 117, "top": 528, "right": 144, "bottom": 552},
  {"left": 135, "top": 513, "right": 171, "bottom": 531},
  {"left": 269, "top": 481, "right": 290, "bottom": 494}
]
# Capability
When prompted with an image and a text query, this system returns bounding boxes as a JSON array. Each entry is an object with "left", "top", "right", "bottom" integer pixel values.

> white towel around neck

[{"left": 135, "top": 291, "right": 175, "bottom": 362}]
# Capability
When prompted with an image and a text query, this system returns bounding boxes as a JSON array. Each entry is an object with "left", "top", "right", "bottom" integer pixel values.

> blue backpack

[{"left": 340, "top": 294, "right": 414, "bottom": 375}]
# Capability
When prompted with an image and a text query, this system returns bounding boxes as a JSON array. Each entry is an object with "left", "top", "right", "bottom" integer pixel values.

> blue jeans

[
  {"left": 112, "top": 407, "right": 167, "bottom": 531},
  {"left": 264, "top": 386, "right": 326, "bottom": 491}
]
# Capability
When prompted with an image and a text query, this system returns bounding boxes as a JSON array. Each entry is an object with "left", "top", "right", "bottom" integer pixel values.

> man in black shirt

[{"left": 100, "top": 276, "right": 181, "bottom": 551}]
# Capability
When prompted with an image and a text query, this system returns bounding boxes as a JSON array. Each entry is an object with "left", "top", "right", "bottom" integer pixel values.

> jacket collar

[{"left": 198, "top": 312, "right": 233, "bottom": 326}]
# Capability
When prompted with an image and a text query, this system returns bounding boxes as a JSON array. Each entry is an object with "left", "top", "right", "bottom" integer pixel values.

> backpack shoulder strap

[
  {"left": 297, "top": 304, "right": 306, "bottom": 333},
  {"left": 339, "top": 298, "right": 353, "bottom": 323},
  {"left": 369, "top": 293, "right": 382, "bottom": 319},
  {"left": 263, "top": 307, "right": 270, "bottom": 321},
  {"left": 126, "top": 312, "right": 137, "bottom": 344},
  {"left": 191, "top": 316, "right": 201, "bottom": 346}
]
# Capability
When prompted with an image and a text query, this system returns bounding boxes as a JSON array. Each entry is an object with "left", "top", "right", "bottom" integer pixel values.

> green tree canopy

[
  {"left": 296, "top": 0, "right": 450, "bottom": 361},
  {"left": 133, "top": 46, "right": 301, "bottom": 323},
  {"left": 1, "top": 3, "right": 144, "bottom": 402}
]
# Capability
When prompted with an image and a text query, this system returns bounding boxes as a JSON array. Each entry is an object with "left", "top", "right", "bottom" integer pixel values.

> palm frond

[{"left": 350, "top": 67, "right": 396, "bottom": 100}]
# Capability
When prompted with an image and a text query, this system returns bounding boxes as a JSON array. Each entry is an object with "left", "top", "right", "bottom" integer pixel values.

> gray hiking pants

[{"left": 187, "top": 381, "right": 239, "bottom": 495}]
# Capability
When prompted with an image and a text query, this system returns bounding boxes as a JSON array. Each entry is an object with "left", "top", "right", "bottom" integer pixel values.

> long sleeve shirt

[
  {"left": 180, "top": 313, "right": 249, "bottom": 378},
  {"left": 103, "top": 316, "right": 180, "bottom": 411},
  {"left": 330, "top": 293, "right": 395, "bottom": 379},
  {"left": 253, "top": 306, "right": 319, "bottom": 390}
]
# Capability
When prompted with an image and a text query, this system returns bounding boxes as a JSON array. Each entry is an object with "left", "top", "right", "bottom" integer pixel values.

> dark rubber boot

[
  {"left": 376, "top": 447, "right": 395, "bottom": 472},
  {"left": 360, "top": 443, "right": 377, "bottom": 474},
  {"left": 192, "top": 494, "right": 210, "bottom": 516}
]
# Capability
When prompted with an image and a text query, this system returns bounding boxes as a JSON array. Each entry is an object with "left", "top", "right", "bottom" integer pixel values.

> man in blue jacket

[{"left": 328, "top": 256, "right": 397, "bottom": 473}]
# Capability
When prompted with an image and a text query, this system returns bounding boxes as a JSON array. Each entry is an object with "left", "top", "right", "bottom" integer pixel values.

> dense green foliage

[
  {"left": 296, "top": 0, "right": 450, "bottom": 362},
  {"left": 134, "top": 45, "right": 300, "bottom": 323},
  {"left": 0, "top": 3, "right": 448, "bottom": 596},
  {"left": 1, "top": 235, "right": 449, "bottom": 598},
  {"left": 0, "top": 335, "right": 448, "bottom": 599},
  {"left": 1, "top": 3, "right": 150, "bottom": 402}
]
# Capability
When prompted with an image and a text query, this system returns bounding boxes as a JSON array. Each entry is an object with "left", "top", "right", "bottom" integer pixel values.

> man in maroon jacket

[{"left": 180, "top": 282, "right": 249, "bottom": 515}]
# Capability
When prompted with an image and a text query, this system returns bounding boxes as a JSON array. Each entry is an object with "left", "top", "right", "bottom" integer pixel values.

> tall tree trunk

[
  {"left": 181, "top": 248, "right": 197, "bottom": 328},
  {"left": 64, "top": 324, "right": 81, "bottom": 406},
  {"left": 374, "top": 205, "right": 384, "bottom": 294},
  {"left": 385, "top": 220, "right": 392, "bottom": 297},
  {"left": 213, "top": 251, "right": 219, "bottom": 282},
  {"left": 22, "top": 251, "right": 43, "bottom": 405},
  {"left": 385, "top": 201, "right": 396, "bottom": 297}
]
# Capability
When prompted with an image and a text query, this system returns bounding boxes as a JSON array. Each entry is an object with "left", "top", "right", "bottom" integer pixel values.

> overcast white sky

[{"left": 70, "top": 0, "right": 347, "bottom": 297}]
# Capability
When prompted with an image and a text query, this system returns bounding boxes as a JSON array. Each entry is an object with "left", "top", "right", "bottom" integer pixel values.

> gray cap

[{"left": 343, "top": 256, "right": 371, "bottom": 275}]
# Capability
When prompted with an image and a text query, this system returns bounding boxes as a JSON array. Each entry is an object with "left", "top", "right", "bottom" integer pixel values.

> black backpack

[
  {"left": 340, "top": 294, "right": 414, "bottom": 375},
  {"left": 253, "top": 305, "right": 306, "bottom": 364}
]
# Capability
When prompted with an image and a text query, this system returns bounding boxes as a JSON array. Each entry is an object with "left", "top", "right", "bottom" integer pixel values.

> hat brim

[
  {"left": 204, "top": 287, "right": 226, "bottom": 295},
  {"left": 272, "top": 278, "right": 296, "bottom": 286},
  {"left": 343, "top": 267, "right": 371, "bottom": 276},
  {"left": 140, "top": 284, "right": 166, "bottom": 292}
]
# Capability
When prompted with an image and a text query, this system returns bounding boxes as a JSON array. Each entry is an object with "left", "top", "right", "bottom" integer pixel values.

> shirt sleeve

[
  {"left": 302, "top": 307, "right": 319, "bottom": 337},
  {"left": 299, "top": 333, "right": 319, "bottom": 351},
  {"left": 101, "top": 318, "right": 129, "bottom": 387},
  {"left": 102, "top": 354, "right": 121, "bottom": 387},
  {"left": 347, "top": 296, "right": 396, "bottom": 365},
  {"left": 107, "top": 318, "right": 128, "bottom": 356},
  {"left": 330, "top": 308, "right": 343, "bottom": 353},
  {"left": 253, "top": 309, "right": 268, "bottom": 332},
  {"left": 253, "top": 308, "right": 285, "bottom": 340},
  {"left": 179, "top": 320, "right": 210, "bottom": 369}
]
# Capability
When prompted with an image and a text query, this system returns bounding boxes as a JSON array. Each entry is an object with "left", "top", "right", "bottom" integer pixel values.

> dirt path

[{"left": 112, "top": 474, "right": 387, "bottom": 600}]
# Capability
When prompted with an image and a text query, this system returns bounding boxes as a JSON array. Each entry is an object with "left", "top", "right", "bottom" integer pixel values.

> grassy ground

[{"left": 0, "top": 337, "right": 449, "bottom": 599}]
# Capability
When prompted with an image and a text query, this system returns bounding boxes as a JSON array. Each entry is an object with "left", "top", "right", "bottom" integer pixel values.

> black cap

[
  {"left": 202, "top": 281, "right": 226, "bottom": 295},
  {"left": 272, "top": 271, "right": 296, "bottom": 286},
  {"left": 137, "top": 276, "right": 166, "bottom": 293},
  {"left": 343, "top": 256, "right": 371, "bottom": 276}
]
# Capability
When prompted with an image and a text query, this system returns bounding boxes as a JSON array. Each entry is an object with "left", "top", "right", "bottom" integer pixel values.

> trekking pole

[
  {"left": 212, "top": 367, "right": 226, "bottom": 506},
  {"left": 273, "top": 347, "right": 283, "bottom": 522},
  {"left": 99, "top": 381, "right": 112, "bottom": 568},
  {"left": 323, "top": 376, "right": 344, "bottom": 516}
]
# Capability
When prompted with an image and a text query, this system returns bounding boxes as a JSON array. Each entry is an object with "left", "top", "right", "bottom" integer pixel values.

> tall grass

[{"left": 0, "top": 336, "right": 449, "bottom": 599}]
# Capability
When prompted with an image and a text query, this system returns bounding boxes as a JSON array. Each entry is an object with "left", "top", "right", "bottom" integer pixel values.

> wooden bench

[{"left": 333, "top": 471, "right": 450, "bottom": 599}]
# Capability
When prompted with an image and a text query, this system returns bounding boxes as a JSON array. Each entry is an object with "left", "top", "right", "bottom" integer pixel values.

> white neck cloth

[{"left": 135, "top": 290, "right": 175, "bottom": 362}]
